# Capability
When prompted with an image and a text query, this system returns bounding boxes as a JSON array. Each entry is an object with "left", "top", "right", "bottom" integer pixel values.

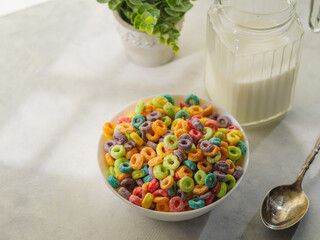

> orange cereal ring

[
  {"left": 220, "top": 147, "right": 228, "bottom": 160},
  {"left": 197, "top": 160, "right": 213, "bottom": 172},
  {"left": 203, "top": 105, "right": 214, "bottom": 117},
  {"left": 126, "top": 148, "right": 138, "bottom": 159},
  {"left": 137, "top": 145, "right": 145, "bottom": 151},
  {"left": 203, "top": 145, "right": 220, "bottom": 157},
  {"left": 153, "top": 196, "right": 169, "bottom": 203},
  {"left": 174, "top": 119, "right": 188, "bottom": 131},
  {"left": 148, "top": 156, "right": 163, "bottom": 166},
  {"left": 187, "top": 106, "right": 204, "bottom": 117},
  {"left": 140, "top": 147, "right": 156, "bottom": 162},
  {"left": 144, "top": 104, "right": 153, "bottom": 113},
  {"left": 175, "top": 128, "right": 188, "bottom": 138},
  {"left": 146, "top": 130, "right": 160, "bottom": 142},
  {"left": 160, "top": 175, "right": 174, "bottom": 189},
  {"left": 177, "top": 165, "right": 193, "bottom": 178},
  {"left": 116, "top": 173, "right": 131, "bottom": 182},
  {"left": 142, "top": 182, "right": 150, "bottom": 193},
  {"left": 118, "top": 122, "right": 135, "bottom": 133},
  {"left": 225, "top": 159, "right": 236, "bottom": 174},
  {"left": 183, "top": 201, "right": 192, "bottom": 211},
  {"left": 188, "top": 149, "right": 204, "bottom": 162},
  {"left": 105, "top": 152, "right": 115, "bottom": 166},
  {"left": 193, "top": 185, "right": 209, "bottom": 195},
  {"left": 221, "top": 141, "right": 229, "bottom": 149},
  {"left": 130, "top": 153, "right": 144, "bottom": 170},
  {"left": 154, "top": 108, "right": 165, "bottom": 117},
  {"left": 152, "top": 120, "right": 167, "bottom": 136},
  {"left": 156, "top": 201, "right": 170, "bottom": 212},
  {"left": 102, "top": 122, "right": 115, "bottom": 135}
]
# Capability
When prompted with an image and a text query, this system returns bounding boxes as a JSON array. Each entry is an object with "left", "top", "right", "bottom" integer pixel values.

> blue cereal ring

[
  {"left": 236, "top": 141, "right": 247, "bottom": 155},
  {"left": 205, "top": 173, "right": 217, "bottom": 188},
  {"left": 119, "top": 162, "right": 133, "bottom": 174},
  {"left": 162, "top": 94, "right": 175, "bottom": 105},
  {"left": 188, "top": 198, "right": 205, "bottom": 209},
  {"left": 209, "top": 137, "right": 221, "bottom": 147},
  {"left": 183, "top": 160, "right": 196, "bottom": 171},
  {"left": 143, "top": 175, "right": 153, "bottom": 183},
  {"left": 132, "top": 114, "right": 145, "bottom": 129},
  {"left": 185, "top": 94, "right": 200, "bottom": 106},
  {"left": 141, "top": 164, "right": 149, "bottom": 175},
  {"left": 108, "top": 175, "right": 120, "bottom": 188},
  {"left": 175, "top": 110, "right": 191, "bottom": 120}
]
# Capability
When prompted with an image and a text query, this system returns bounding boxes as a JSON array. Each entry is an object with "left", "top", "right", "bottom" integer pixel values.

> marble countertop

[{"left": 1, "top": 0, "right": 320, "bottom": 239}]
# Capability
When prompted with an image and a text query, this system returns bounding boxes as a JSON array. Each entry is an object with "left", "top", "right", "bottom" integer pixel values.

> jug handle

[{"left": 309, "top": 0, "right": 320, "bottom": 32}]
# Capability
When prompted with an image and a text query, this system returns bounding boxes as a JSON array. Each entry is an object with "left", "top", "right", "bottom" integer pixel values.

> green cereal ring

[
  {"left": 153, "top": 164, "right": 169, "bottom": 180},
  {"left": 125, "top": 133, "right": 132, "bottom": 140},
  {"left": 216, "top": 182, "right": 227, "bottom": 198},
  {"left": 202, "top": 127, "right": 214, "bottom": 140},
  {"left": 185, "top": 94, "right": 200, "bottom": 106},
  {"left": 236, "top": 141, "right": 247, "bottom": 155},
  {"left": 182, "top": 107, "right": 189, "bottom": 112},
  {"left": 175, "top": 110, "right": 191, "bottom": 120},
  {"left": 111, "top": 145, "right": 126, "bottom": 159},
  {"left": 114, "top": 157, "right": 129, "bottom": 175},
  {"left": 136, "top": 130, "right": 142, "bottom": 137},
  {"left": 108, "top": 175, "right": 120, "bottom": 188},
  {"left": 152, "top": 96, "right": 167, "bottom": 108},
  {"left": 214, "top": 131, "right": 226, "bottom": 141},
  {"left": 162, "top": 94, "right": 174, "bottom": 105},
  {"left": 194, "top": 170, "right": 206, "bottom": 185},
  {"left": 135, "top": 100, "right": 145, "bottom": 114},
  {"left": 177, "top": 176, "right": 195, "bottom": 192},
  {"left": 163, "top": 155, "right": 180, "bottom": 170},
  {"left": 207, "top": 152, "right": 221, "bottom": 163},
  {"left": 107, "top": 166, "right": 116, "bottom": 177},
  {"left": 228, "top": 146, "right": 242, "bottom": 162},
  {"left": 163, "top": 102, "right": 176, "bottom": 117},
  {"left": 162, "top": 116, "right": 172, "bottom": 127},
  {"left": 164, "top": 135, "right": 179, "bottom": 149},
  {"left": 132, "top": 170, "right": 146, "bottom": 179},
  {"left": 114, "top": 125, "right": 120, "bottom": 132},
  {"left": 224, "top": 174, "right": 236, "bottom": 190},
  {"left": 169, "top": 169, "right": 175, "bottom": 176}
]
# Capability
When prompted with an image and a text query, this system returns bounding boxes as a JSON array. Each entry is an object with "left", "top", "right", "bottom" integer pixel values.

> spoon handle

[{"left": 295, "top": 136, "right": 320, "bottom": 188}]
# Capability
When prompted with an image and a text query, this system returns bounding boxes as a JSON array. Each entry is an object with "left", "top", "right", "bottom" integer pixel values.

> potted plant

[{"left": 97, "top": 0, "right": 196, "bottom": 66}]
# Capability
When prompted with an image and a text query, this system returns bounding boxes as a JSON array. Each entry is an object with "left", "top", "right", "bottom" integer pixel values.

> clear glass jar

[{"left": 205, "top": 0, "right": 304, "bottom": 126}]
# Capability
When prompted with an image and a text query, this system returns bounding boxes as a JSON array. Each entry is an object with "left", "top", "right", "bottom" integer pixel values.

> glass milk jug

[{"left": 205, "top": 0, "right": 304, "bottom": 126}]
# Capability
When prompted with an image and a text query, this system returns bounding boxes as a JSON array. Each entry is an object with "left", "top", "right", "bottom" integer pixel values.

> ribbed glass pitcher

[{"left": 205, "top": 0, "right": 304, "bottom": 126}]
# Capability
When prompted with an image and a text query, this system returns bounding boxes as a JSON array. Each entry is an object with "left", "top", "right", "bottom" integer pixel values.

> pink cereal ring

[
  {"left": 211, "top": 179, "right": 220, "bottom": 193},
  {"left": 191, "top": 115, "right": 203, "bottom": 121},
  {"left": 129, "top": 195, "right": 142, "bottom": 206},
  {"left": 205, "top": 193, "right": 215, "bottom": 206},
  {"left": 174, "top": 171, "right": 181, "bottom": 181},
  {"left": 164, "top": 145, "right": 174, "bottom": 153},
  {"left": 180, "top": 101, "right": 190, "bottom": 108},
  {"left": 205, "top": 120, "right": 219, "bottom": 131},
  {"left": 227, "top": 125, "right": 239, "bottom": 131},
  {"left": 186, "top": 119, "right": 195, "bottom": 130},
  {"left": 169, "top": 196, "right": 184, "bottom": 212},
  {"left": 117, "top": 116, "right": 131, "bottom": 124},
  {"left": 132, "top": 187, "right": 146, "bottom": 199},
  {"left": 189, "top": 129, "right": 203, "bottom": 140},
  {"left": 153, "top": 189, "right": 169, "bottom": 198},
  {"left": 147, "top": 178, "right": 159, "bottom": 193}
]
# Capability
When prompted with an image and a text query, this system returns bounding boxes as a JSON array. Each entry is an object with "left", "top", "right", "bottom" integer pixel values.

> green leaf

[
  {"left": 131, "top": 12, "right": 138, "bottom": 24},
  {"left": 134, "top": 15, "right": 143, "bottom": 29},
  {"left": 145, "top": 24, "right": 154, "bottom": 35},
  {"left": 164, "top": 7, "right": 181, "bottom": 17},
  {"left": 167, "top": 37, "right": 175, "bottom": 46},
  {"left": 108, "top": 0, "right": 123, "bottom": 10},
  {"left": 145, "top": 16, "right": 154, "bottom": 25},
  {"left": 139, "top": 21, "right": 147, "bottom": 31},
  {"left": 128, "top": 0, "right": 142, "bottom": 6},
  {"left": 148, "top": 9, "right": 160, "bottom": 18},
  {"left": 97, "top": 0, "right": 109, "bottom": 3},
  {"left": 137, "top": 3, "right": 153, "bottom": 14},
  {"left": 172, "top": 45, "right": 179, "bottom": 54},
  {"left": 166, "top": 0, "right": 192, "bottom": 12}
]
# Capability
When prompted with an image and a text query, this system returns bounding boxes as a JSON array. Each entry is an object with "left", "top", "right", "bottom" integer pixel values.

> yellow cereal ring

[
  {"left": 130, "top": 132, "right": 144, "bottom": 146},
  {"left": 192, "top": 185, "right": 209, "bottom": 195},
  {"left": 118, "top": 122, "right": 135, "bottom": 134},
  {"left": 156, "top": 142, "right": 171, "bottom": 158},
  {"left": 187, "top": 106, "right": 204, "bottom": 117},
  {"left": 142, "top": 193, "right": 154, "bottom": 209}
]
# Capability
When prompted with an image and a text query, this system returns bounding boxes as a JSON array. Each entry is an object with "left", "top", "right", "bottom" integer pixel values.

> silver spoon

[{"left": 260, "top": 136, "right": 320, "bottom": 230}]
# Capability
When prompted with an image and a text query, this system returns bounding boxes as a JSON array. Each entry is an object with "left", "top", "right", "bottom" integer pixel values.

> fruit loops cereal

[{"left": 102, "top": 94, "right": 246, "bottom": 212}]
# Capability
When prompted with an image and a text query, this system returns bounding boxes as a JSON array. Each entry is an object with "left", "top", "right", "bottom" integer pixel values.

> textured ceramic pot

[{"left": 113, "top": 11, "right": 183, "bottom": 67}]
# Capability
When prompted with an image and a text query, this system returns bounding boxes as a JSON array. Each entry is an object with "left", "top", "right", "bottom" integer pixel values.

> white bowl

[{"left": 97, "top": 94, "right": 250, "bottom": 221}]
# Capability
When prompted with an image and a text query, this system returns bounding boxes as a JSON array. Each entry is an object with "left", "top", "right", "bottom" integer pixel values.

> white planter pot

[{"left": 113, "top": 11, "right": 183, "bottom": 67}]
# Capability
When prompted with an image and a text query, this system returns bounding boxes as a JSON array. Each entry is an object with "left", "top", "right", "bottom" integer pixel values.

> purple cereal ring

[
  {"left": 139, "top": 121, "right": 152, "bottom": 133},
  {"left": 214, "top": 161, "right": 230, "bottom": 173},
  {"left": 213, "top": 171, "right": 227, "bottom": 181},
  {"left": 233, "top": 166, "right": 244, "bottom": 180},
  {"left": 118, "top": 187, "right": 131, "bottom": 200},
  {"left": 209, "top": 112, "right": 220, "bottom": 120},
  {"left": 104, "top": 140, "right": 117, "bottom": 153},
  {"left": 163, "top": 130, "right": 175, "bottom": 137},
  {"left": 217, "top": 116, "right": 232, "bottom": 128},
  {"left": 124, "top": 140, "right": 136, "bottom": 151},
  {"left": 146, "top": 111, "right": 162, "bottom": 122},
  {"left": 192, "top": 118, "right": 204, "bottom": 131},
  {"left": 148, "top": 166, "right": 155, "bottom": 178},
  {"left": 200, "top": 140, "right": 214, "bottom": 152},
  {"left": 158, "top": 137, "right": 164, "bottom": 143},
  {"left": 178, "top": 138, "right": 192, "bottom": 151},
  {"left": 135, "top": 178, "right": 144, "bottom": 187},
  {"left": 174, "top": 150, "right": 186, "bottom": 161},
  {"left": 179, "top": 133, "right": 193, "bottom": 142},
  {"left": 121, "top": 177, "right": 135, "bottom": 191},
  {"left": 177, "top": 189, "right": 187, "bottom": 201},
  {"left": 113, "top": 130, "right": 127, "bottom": 145},
  {"left": 147, "top": 141, "right": 157, "bottom": 150},
  {"left": 196, "top": 191, "right": 212, "bottom": 200},
  {"left": 141, "top": 132, "right": 148, "bottom": 142}
]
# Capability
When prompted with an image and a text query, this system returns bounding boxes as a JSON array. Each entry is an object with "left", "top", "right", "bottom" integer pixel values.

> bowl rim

[{"left": 97, "top": 93, "right": 250, "bottom": 216}]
